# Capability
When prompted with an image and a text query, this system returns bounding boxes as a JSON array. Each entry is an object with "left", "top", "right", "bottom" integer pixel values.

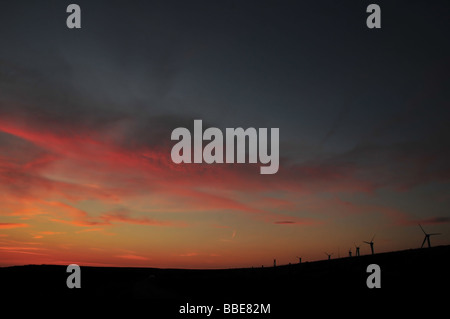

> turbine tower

[
  {"left": 364, "top": 235, "right": 375, "bottom": 255},
  {"left": 348, "top": 248, "right": 352, "bottom": 257},
  {"left": 419, "top": 224, "right": 441, "bottom": 248}
]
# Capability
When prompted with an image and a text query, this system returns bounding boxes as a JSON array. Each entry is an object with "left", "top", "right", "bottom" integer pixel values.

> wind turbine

[
  {"left": 419, "top": 224, "right": 441, "bottom": 248},
  {"left": 364, "top": 235, "right": 375, "bottom": 255},
  {"left": 324, "top": 252, "right": 333, "bottom": 260},
  {"left": 355, "top": 244, "right": 360, "bottom": 256},
  {"left": 296, "top": 256, "right": 302, "bottom": 264},
  {"left": 348, "top": 248, "right": 352, "bottom": 257}
]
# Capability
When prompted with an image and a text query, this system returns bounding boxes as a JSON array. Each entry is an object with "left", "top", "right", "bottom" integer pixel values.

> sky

[{"left": 0, "top": 0, "right": 449, "bottom": 268}]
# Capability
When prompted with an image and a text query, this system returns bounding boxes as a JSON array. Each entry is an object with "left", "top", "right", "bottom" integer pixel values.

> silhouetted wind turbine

[
  {"left": 364, "top": 235, "right": 375, "bottom": 255},
  {"left": 324, "top": 252, "right": 333, "bottom": 260},
  {"left": 355, "top": 244, "right": 360, "bottom": 256},
  {"left": 419, "top": 224, "right": 441, "bottom": 248},
  {"left": 296, "top": 256, "right": 302, "bottom": 264},
  {"left": 348, "top": 248, "right": 352, "bottom": 257}
]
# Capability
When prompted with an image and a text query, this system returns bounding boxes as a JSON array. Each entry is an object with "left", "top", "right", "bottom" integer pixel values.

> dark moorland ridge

[{"left": 1, "top": 245, "right": 449, "bottom": 302}]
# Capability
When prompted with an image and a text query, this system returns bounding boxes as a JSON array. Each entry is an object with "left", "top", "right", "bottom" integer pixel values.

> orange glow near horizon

[{"left": 0, "top": 116, "right": 449, "bottom": 269}]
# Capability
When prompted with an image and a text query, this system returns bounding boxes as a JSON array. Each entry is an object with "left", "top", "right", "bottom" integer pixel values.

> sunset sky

[{"left": 0, "top": 0, "right": 449, "bottom": 268}]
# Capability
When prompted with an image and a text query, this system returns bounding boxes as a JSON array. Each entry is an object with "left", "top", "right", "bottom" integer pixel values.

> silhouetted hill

[{"left": 1, "top": 245, "right": 449, "bottom": 313}]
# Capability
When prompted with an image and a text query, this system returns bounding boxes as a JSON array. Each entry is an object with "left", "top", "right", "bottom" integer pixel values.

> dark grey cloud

[{"left": 424, "top": 217, "right": 450, "bottom": 224}]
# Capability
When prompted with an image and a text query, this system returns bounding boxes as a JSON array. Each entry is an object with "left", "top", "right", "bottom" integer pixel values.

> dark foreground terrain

[{"left": 1, "top": 246, "right": 449, "bottom": 314}]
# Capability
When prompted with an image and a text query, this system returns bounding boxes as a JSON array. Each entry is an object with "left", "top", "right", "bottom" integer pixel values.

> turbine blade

[
  {"left": 421, "top": 236, "right": 427, "bottom": 248},
  {"left": 429, "top": 233, "right": 442, "bottom": 236},
  {"left": 363, "top": 241, "right": 370, "bottom": 244},
  {"left": 419, "top": 224, "right": 427, "bottom": 235},
  {"left": 371, "top": 234, "right": 376, "bottom": 242}
]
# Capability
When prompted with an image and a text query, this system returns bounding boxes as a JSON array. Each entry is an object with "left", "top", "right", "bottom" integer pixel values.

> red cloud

[
  {"left": 273, "top": 221, "right": 296, "bottom": 224},
  {"left": 115, "top": 254, "right": 149, "bottom": 261},
  {"left": 1, "top": 110, "right": 448, "bottom": 236},
  {"left": 0, "top": 223, "right": 28, "bottom": 229},
  {"left": 101, "top": 211, "right": 184, "bottom": 227}
]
